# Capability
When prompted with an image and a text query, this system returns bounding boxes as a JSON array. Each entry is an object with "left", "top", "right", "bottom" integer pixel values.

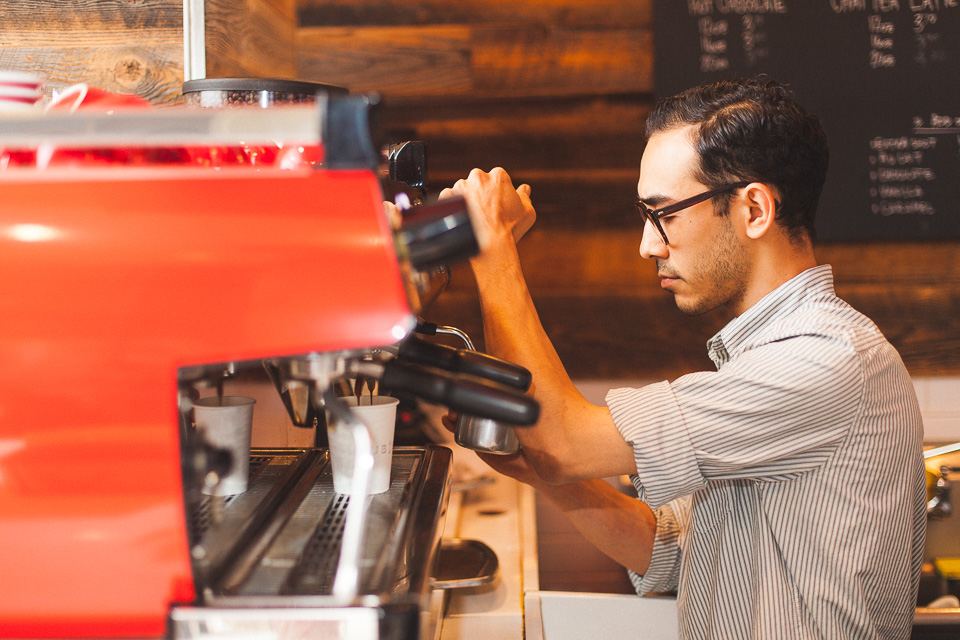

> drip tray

[{"left": 186, "top": 446, "right": 452, "bottom": 604}]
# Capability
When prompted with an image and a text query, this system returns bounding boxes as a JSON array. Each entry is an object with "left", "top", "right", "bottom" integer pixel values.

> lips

[
  {"left": 655, "top": 261, "right": 680, "bottom": 288},
  {"left": 658, "top": 275, "right": 679, "bottom": 289},
  {"left": 658, "top": 268, "right": 685, "bottom": 291}
]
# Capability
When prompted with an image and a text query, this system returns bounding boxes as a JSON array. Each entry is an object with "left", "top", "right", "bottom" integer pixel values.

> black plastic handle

[
  {"left": 396, "top": 196, "right": 479, "bottom": 270},
  {"left": 383, "top": 141, "right": 426, "bottom": 189},
  {"left": 398, "top": 337, "right": 532, "bottom": 392},
  {"left": 378, "top": 360, "right": 539, "bottom": 426}
]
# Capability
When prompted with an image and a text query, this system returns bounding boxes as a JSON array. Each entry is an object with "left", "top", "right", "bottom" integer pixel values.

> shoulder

[{"left": 751, "top": 292, "right": 887, "bottom": 356}]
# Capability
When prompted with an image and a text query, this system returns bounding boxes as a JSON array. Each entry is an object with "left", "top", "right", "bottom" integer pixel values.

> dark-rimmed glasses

[{"left": 634, "top": 181, "right": 751, "bottom": 245}]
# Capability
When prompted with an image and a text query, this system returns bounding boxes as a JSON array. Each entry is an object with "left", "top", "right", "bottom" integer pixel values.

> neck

[{"left": 732, "top": 235, "right": 817, "bottom": 316}]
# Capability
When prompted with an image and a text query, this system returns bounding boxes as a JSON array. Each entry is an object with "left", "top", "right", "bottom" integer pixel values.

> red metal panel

[{"left": 0, "top": 166, "right": 411, "bottom": 637}]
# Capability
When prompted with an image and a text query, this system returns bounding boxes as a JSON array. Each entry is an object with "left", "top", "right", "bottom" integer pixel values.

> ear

[{"left": 739, "top": 182, "right": 779, "bottom": 240}]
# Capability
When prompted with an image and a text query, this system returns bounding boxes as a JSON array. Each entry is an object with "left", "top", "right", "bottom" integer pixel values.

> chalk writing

[
  {"left": 698, "top": 15, "right": 731, "bottom": 71},
  {"left": 742, "top": 14, "right": 770, "bottom": 65}
]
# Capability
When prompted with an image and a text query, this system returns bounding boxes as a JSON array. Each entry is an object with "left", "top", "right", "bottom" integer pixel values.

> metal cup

[{"left": 455, "top": 414, "right": 519, "bottom": 455}]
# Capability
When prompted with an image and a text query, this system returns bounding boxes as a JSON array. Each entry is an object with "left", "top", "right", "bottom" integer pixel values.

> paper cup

[
  {"left": 193, "top": 396, "right": 256, "bottom": 496},
  {"left": 327, "top": 396, "right": 398, "bottom": 495},
  {"left": 0, "top": 70, "right": 44, "bottom": 88}
]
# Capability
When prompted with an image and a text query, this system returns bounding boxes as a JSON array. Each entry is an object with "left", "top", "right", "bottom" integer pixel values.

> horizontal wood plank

[
  {"left": 0, "top": 0, "right": 182, "bottom": 103},
  {"left": 381, "top": 95, "right": 649, "bottom": 172},
  {"left": 297, "top": 25, "right": 652, "bottom": 100},
  {"left": 437, "top": 234, "right": 960, "bottom": 297},
  {"left": 471, "top": 27, "right": 652, "bottom": 98},
  {"left": 0, "top": 45, "right": 184, "bottom": 104},
  {"left": 298, "top": 0, "right": 652, "bottom": 28},
  {"left": 382, "top": 94, "right": 650, "bottom": 143},
  {"left": 0, "top": 0, "right": 182, "bottom": 34},
  {"left": 425, "top": 285, "right": 960, "bottom": 379},
  {"left": 817, "top": 242, "right": 960, "bottom": 285},
  {"left": 298, "top": 26, "right": 473, "bottom": 98}
]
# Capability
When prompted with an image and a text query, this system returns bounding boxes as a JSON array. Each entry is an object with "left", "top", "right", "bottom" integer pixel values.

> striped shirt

[{"left": 606, "top": 265, "right": 925, "bottom": 639}]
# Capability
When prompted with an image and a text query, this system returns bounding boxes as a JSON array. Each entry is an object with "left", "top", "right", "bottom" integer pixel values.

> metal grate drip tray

[{"left": 189, "top": 446, "right": 451, "bottom": 604}]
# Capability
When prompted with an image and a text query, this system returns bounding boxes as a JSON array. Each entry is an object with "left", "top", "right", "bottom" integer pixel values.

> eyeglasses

[{"left": 634, "top": 181, "right": 751, "bottom": 245}]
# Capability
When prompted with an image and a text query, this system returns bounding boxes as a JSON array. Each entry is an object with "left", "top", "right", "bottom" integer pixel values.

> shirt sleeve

[
  {"left": 628, "top": 495, "right": 690, "bottom": 595},
  {"left": 607, "top": 334, "right": 863, "bottom": 508},
  {"left": 607, "top": 381, "right": 705, "bottom": 507}
]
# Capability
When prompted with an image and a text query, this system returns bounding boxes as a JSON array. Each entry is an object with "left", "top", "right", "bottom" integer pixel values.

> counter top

[
  {"left": 436, "top": 470, "right": 679, "bottom": 640},
  {"left": 437, "top": 473, "right": 536, "bottom": 640}
]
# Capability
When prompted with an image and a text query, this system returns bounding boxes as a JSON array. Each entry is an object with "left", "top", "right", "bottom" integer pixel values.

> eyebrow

[{"left": 637, "top": 193, "right": 671, "bottom": 208}]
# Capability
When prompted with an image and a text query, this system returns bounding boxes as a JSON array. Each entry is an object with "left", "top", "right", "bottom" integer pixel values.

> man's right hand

[{"left": 438, "top": 167, "right": 536, "bottom": 249}]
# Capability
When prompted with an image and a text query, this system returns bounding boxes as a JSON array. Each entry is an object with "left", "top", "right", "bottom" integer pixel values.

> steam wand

[{"left": 323, "top": 387, "right": 375, "bottom": 605}]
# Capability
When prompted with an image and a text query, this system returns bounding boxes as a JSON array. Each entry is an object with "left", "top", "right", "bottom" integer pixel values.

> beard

[{"left": 661, "top": 214, "right": 748, "bottom": 316}]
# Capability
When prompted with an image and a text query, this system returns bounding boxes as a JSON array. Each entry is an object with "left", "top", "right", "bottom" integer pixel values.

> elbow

[
  {"left": 525, "top": 447, "right": 587, "bottom": 485},
  {"left": 537, "top": 466, "right": 574, "bottom": 486}
]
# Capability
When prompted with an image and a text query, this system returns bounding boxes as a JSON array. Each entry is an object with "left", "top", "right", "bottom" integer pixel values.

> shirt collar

[{"left": 707, "top": 264, "right": 836, "bottom": 367}]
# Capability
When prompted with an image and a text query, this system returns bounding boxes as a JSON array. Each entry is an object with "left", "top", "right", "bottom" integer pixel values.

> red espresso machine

[{"left": 0, "top": 98, "right": 537, "bottom": 639}]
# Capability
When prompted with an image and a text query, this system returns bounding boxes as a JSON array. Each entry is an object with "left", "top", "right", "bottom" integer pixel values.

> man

[{"left": 437, "top": 77, "right": 925, "bottom": 639}]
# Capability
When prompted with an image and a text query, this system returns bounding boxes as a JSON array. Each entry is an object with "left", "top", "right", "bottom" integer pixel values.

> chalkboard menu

[{"left": 654, "top": 1, "right": 960, "bottom": 241}]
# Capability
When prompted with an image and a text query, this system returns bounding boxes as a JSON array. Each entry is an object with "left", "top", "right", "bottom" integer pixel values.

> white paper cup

[
  {"left": 0, "top": 70, "right": 44, "bottom": 88},
  {"left": 193, "top": 396, "right": 256, "bottom": 496},
  {"left": 0, "top": 85, "right": 42, "bottom": 100},
  {"left": 327, "top": 396, "right": 398, "bottom": 495}
]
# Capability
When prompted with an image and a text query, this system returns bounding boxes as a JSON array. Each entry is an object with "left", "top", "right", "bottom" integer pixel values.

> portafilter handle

[
  {"left": 354, "top": 358, "right": 539, "bottom": 427},
  {"left": 401, "top": 328, "right": 532, "bottom": 391},
  {"left": 408, "top": 323, "right": 531, "bottom": 454}
]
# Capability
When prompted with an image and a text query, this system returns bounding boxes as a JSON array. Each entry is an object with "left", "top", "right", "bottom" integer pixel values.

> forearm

[
  {"left": 443, "top": 167, "right": 634, "bottom": 482},
  {"left": 470, "top": 243, "right": 635, "bottom": 482},
  {"left": 472, "top": 244, "right": 584, "bottom": 469},
  {"left": 472, "top": 244, "right": 573, "bottom": 414},
  {"left": 536, "top": 478, "right": 656, "bottom": 576}
]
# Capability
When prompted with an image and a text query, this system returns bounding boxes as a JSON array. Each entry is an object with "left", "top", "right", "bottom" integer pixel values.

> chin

[{"left": 674, "top": 295, "right": 720, "bottom": 317}]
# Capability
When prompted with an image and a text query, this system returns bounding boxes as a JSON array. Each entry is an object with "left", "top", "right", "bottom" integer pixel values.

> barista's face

[{"left": 637, "top": 125, "right": 749, "bottom": 316}]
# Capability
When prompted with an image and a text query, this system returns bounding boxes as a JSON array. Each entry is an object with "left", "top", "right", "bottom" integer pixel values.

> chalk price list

[
  {"left": 867, "top": 112, "right": 959, "bottom": 217},
  {"left": 696, "top": 13, "right": 774, "bottom": 71},
  {"left": 830, "top": 0, "right": 960, "bottom": 69},
  {"left": 690, "top": 0, "right": 786, "bottom": 73},
  {"left": 868, "top": 3, "right": 955, "bottom": 69}
]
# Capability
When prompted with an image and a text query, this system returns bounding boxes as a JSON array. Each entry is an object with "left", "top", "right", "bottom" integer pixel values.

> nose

[{"left": 639, "top": 220, "right": 668, "bottom": 260}]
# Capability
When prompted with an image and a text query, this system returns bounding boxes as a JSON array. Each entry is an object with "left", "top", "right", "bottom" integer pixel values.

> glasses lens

[{"left": 635, "top": 200, "right": 667, "bottom": 244}]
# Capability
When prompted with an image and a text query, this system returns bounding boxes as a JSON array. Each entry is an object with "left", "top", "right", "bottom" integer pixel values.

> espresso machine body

[
  {"left": 0, "top": 89, "right": 453, "bottom": 640},
  {"left": 0, "top": 98, "right": 540, "bottom": 639},
  {"left": 0, "top": 164, "right": 416, "bottom": 636}
]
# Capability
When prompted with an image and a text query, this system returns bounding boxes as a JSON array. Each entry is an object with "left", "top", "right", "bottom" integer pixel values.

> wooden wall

[
  {"left": 205, "top": 0, "right": 297, "bottom": 79},
  {"left": 0, "top": 0, "right": 185, "bottom": 104},
  {"left": 0, "top": 0, "right": 297, "bottom": 103},
  {"left": 296, "top": 0, "right": 960, "bottom": 381},
  {"left": 1, "top": 1, "right": 957, "bottom": 381}
]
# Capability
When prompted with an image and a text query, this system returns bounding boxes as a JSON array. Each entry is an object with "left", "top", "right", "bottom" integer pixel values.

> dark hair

[{"left": 645, "top": 76, "right": 828, "bottom": 242}]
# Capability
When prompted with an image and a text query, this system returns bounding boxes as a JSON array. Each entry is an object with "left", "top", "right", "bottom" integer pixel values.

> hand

[
  {"left": 438, "top": 168, "right": 536, "bottom": 246},
  {"left": 441, "top": 411, "right": 544, "bottom": 487},
  {"left": 382, "top": 200, "right": 402, "bottom": 228}
]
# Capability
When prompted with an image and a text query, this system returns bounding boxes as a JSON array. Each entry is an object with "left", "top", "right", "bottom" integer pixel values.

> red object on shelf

[{"left": 0, "top": 164, "right": 411, "bottom": 637}]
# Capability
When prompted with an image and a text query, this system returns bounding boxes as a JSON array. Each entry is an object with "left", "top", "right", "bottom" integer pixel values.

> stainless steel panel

[{"left": 174, "top": 446, "right": 451, "bottom": 640}]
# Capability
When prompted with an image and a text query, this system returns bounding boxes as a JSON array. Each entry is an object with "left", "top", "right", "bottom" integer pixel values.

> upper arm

[
  {"left": 606, "top": 334, "right": 863, "bottom": 507},
  {"left": 674, "top": 335, "right": 862, "bottom": 480}
]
